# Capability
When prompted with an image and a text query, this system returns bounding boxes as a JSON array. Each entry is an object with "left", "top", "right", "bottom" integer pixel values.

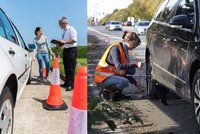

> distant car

[
  {"left": 0, "top": 8, "right": 34, "bottom": 133},
  {"left": 108, "top": 21, "right": 122, "bottom": 31},
  {"left": 125, "top": 21, "right": 132, "bottom": 26},
  {"left": 105, "top": 21, "right": 110, "bottom": 29},
  {"left": 135, "top": 21, "right": 150, "bottom": 35},
  {"left": 132, "top": 20, "right": 138, "bottom": 27}
]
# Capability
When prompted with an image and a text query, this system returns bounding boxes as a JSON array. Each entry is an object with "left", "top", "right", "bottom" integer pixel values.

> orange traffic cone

[
  {"left": 42, "top": 60, "right": 46, "bottom": 78},
  {"left": 42, "top": 57, "right": 68, "bottom": 110},
  {"left": 104, "top": 36, "right": 110, "bottom": 44},
  {"left": 67, "top": 67, "right": 87, "bottom": 134}
]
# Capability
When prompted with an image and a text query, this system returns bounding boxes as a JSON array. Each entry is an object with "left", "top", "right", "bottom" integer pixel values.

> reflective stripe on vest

[{"left": 94, "top": 42, "right": 128, "bottom": 83}]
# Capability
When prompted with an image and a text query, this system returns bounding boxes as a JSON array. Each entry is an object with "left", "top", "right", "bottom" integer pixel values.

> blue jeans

[
  {"left": 36, "top": 53, "right": 50, "bottom": 78},
  {"left": 96, "top": 68, "right": 136, "bottom": 92}
]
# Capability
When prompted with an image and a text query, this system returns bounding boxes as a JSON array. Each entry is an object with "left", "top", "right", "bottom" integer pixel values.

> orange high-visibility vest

[{"left": 94, "top": 42, "right": 128, "bottom": 83}]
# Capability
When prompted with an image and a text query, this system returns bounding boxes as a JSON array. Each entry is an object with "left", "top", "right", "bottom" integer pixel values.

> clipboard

[{"left": 50, "top": 39, "right": 63, "bottom": 45}]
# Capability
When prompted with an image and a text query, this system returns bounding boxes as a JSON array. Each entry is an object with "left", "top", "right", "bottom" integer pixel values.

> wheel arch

[
  {"left": 189, "top": 60, "right": 200, "bottom": 96},
  {"left": 4, "top": 74, "right": 18, "bottom": 107}
]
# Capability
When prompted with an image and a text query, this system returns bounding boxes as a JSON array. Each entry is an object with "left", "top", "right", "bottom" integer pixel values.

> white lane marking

[
  {"left": 88, "top": 27, "right": 122, "bottom": 40},
  {"left": 87, "top": 27, "right": 145, "bottom": 45}
]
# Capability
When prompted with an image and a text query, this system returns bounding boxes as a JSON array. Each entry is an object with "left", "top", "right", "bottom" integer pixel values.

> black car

[{"left": 146, "top": 0, "right": 200, "bottom": 129}]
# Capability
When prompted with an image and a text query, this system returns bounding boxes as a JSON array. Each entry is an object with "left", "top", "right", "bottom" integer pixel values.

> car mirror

[
  {"left": 169, "top": 14, "right": 191, "bottom": 29},
  {"left": 27, "top": 44, "right": 36, "bottom": 51}
]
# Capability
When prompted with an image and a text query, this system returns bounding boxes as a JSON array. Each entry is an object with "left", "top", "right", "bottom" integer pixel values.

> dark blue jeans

[
  {"left": 96, "top": 68, "right": 136, "bottom": 92},
  {"left": 36, "top": 53, "right": 50, "bottom": 78}
]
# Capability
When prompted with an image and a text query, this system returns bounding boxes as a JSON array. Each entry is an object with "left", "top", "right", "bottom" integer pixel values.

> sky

[
  {"left": 87, "top": 0, "right": 133, "bottom": 19},
  {"left": 0, "top": 0, "right": 87, "bottom": 45}
]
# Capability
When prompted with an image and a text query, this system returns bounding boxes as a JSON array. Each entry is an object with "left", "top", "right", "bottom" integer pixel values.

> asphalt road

[
  {"left": 13, "top": 61, "right": 72, "bottom": 134},
  {"left": 88, "top": 26, "right": 146, "bottom": 59},
  {"left": 88, "top": 26, "right": 199, "bottom": 133}
]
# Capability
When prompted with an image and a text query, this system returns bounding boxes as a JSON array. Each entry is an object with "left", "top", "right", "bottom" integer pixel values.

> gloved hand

[{"left": 132, "top": 61, "right": 142, "bottom": 68}]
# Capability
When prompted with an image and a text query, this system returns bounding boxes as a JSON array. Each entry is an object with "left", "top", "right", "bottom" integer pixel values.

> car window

[
  {"left": 111, "top": 22, "right": 120, "bottom": 25},
  {"left": 0, "top": 10, "right": 18, "bottom": 44},
  {"left": 175, "top": 0, "right": 194, "bottom": 29},
  {"left": 138, "top": 22, "right": 150, "bottom": 26},
  {"left": 160, "top": 0, "right": 179, "bottom": 23},
  {"left": 11, "top": 22, "right": 26, "bottom": 49},
  {"left": 154, "top": 0, "right": 169, "bottom": 21},
  {"left": 0, "top": 20, "right": 6, "bottom": 38}
]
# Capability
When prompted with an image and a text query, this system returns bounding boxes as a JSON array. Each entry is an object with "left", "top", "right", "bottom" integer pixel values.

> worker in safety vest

[{"left": 94, "top": 31, "right": 143, "bottom": 100}]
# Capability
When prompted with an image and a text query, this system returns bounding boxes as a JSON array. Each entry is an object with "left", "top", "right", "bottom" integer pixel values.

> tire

[
  {"left": 0, "top": 86, "right": 14, "bottom": 134},
  {"left": 146, "top": 55, "right": 159, "bottom": 99},
  {"left": 192, "top": 69, "right": 200, "bottom": 130}
]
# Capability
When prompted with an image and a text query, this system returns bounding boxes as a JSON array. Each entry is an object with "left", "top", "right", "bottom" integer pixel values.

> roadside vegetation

[
  {"left": 99, "top": 0, "right": 163, "bottom": 25},
  {"left": 51, "top": 45, "right": 87, "bottom": 75}
]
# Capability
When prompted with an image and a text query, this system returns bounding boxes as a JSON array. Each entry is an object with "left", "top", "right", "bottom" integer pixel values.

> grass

[
  {"left": 50, "top": 58, "right": 87, "bottom": 76},
  {"left": 51, "top": 45, "right": 87, "bottom": 76}
]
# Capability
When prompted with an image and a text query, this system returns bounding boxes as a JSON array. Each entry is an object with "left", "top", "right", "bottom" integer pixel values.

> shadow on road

[{"left": 32, "top": 98, "right": 44, "bottom": 104}]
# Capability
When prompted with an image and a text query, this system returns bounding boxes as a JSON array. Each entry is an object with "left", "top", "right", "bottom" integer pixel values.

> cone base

[{"left": 42, "top": 100, "right": 68, "bottom": 110}]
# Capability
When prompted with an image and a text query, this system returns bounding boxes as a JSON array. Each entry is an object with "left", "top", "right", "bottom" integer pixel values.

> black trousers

[{"left": 63, "top": 47, "right": 77, "bottom": 87}]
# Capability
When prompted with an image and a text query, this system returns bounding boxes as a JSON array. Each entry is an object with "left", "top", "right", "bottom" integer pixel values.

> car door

[
  {"left": 0, "top": 9, "right": 27, "bottom": 90},
  {"left": 147, "top": 0, "right": 169, "bottom": 82},
  {"left": 162, "top": 0, "right": 195, "bottom": 97},
  {"left": 11, "top": 22, "right": 31, "bottom": 90}
]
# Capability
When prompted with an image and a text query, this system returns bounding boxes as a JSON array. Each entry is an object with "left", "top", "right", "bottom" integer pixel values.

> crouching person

[{"left": 94, "top": 31, "right": 143, "bottom": 101}]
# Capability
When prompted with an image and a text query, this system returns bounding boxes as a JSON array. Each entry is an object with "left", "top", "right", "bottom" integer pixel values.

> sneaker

[{"left": 38, "top": 78, "right": 44, "bottom": 82}]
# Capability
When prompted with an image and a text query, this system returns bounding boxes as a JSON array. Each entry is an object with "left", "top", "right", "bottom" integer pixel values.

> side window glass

[
  {"left": 12, "top": 23, "right": 26, "bottom": 49},
  {"left": 0, "top": 20, "right": 6, "bottom": 38},
  {"left": 0, "top": 10, "right": 18, "bottom": 44},
  {"left": 175, "top": 0, "right": 194, "bottom": 29},
  {"left": 154, "top": 0, "right": 169, "bottom": 21},
  {"left": 160, "top": 0, "right": 178, "bottom": 23}
]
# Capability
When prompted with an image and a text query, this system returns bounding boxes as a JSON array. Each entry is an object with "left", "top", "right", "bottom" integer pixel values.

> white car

[
  {"left": 108, "top": 21, "right": 122, "bottom": 31},
  {"left": 0, "top": 9, "right": 33, "bottom": 133},
  {"left": 135, "top": 21, "right": 150, "bottom": 35}
]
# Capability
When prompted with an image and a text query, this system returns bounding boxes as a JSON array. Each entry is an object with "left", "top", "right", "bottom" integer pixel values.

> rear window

[{"left": 111, "top": 22, "right": 120, "bottom": 24}]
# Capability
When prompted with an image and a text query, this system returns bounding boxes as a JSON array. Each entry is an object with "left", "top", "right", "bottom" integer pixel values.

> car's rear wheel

[
  {"left": 0, "top": 87, "right": 14, "bottom": 134},
  {"left": 146, "top": 55, "right": 159, "bottom": 99},
  {"left": 192, "top": 69, "right": 200, "bottom": 130}
]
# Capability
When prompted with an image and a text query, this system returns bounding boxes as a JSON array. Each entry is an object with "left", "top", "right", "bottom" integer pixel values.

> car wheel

[
  {"left": 192, "top": 69, "right": 200, "bottom": 130},
  {"left": 146, "top": 55, "right": 159, "bottom": 99},
  {"left": 0, "top": 86, "right": 14, "bottom": 134}
]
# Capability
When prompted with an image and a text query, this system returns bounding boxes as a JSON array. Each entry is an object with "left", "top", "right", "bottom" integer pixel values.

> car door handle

[{"left": 8, "top": 49, "right": 15, "bottom": 56}]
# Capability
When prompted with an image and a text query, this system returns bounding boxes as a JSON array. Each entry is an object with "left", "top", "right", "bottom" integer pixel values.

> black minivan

[{"left": 146, "top": 0, "right": 200, "bottom": 129}]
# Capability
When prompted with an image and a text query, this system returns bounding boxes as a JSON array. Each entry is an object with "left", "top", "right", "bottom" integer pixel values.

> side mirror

[
  {"left": 27, "top": 44, "right": 36, "bottom": 51},
  {"left": 169, "top": 14, "right": 191, "bottom": 29}
]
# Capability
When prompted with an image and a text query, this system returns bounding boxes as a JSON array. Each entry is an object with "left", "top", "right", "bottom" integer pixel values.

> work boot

[
  {"left": 65, "top": 86, "right": 72, "bottom": 91},
  {"left": 99, "top": 90, "right": 111, "bottom": 101},
  {"left": 60, "top": 83, "right": 68, "bottom": 88}
]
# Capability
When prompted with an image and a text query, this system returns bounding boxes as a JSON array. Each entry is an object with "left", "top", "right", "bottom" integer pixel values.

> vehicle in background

[
  {"left": 0, "top": 8, "right": 34, "bottom": 133},
  {"left": 146, "top": 0, "right": 200, "bottom": 130},
  {"left": 135, "top": 21, "right": 150, "bottom": 35},
  {"left": 104, "top": 21, "right": 110, "bottom": 29},
  {"left": 132, "top": 20, "right": 138, "bottom": 27},
  {"left": 124, "top": 21, "right": 132, "bottom": 26},
  {"left": 108, "top": 21, "right": 122, "bottom": 31}
]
